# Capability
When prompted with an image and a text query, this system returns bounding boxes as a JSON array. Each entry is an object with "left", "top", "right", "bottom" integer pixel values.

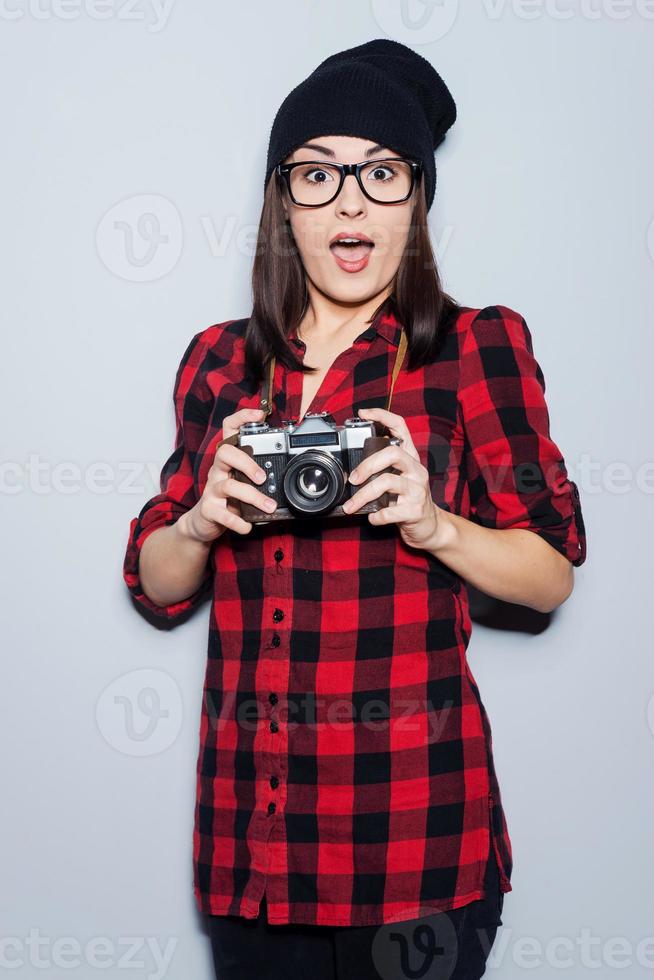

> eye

[
  {"left": 300, "top": 167, "right": 335, "bottom": 184},
  {"left": 366, "top": 164, "right": 398, "bottom": 183}
]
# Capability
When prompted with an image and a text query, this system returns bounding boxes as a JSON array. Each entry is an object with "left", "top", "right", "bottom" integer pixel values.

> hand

[
  {"left": 341, "top": 407, "right": 441, "bottom": 552},
  {"left": 184, "top": 408, "right": 277, "bottom": 542}
]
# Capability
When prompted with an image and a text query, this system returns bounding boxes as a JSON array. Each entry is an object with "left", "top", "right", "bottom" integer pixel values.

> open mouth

[{"left": 329, "top": 237, "right": 375, "bottom": 271}]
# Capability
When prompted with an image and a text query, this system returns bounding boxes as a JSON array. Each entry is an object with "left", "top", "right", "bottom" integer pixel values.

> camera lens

[
  {"left": 298, "top": 466, "right": 330, "bottom": 499},
  {"left": 283, "top": 451, "right": 345, "bottom": 515}
]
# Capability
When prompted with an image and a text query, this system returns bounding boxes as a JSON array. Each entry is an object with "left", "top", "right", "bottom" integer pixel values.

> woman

[{"left": 123, "top": 39, "right": 587, "bottom": 980}]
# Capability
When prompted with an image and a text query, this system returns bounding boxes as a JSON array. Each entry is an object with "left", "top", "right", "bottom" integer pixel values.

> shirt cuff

[
  {"left": 122, "top": 511, "right": 213, "bottom": 623},
  {"left": 509, "top": 477, "right": 587, "bottom": 567}
]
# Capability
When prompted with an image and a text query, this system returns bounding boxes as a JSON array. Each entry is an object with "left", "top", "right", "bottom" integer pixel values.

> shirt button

[
  {"left": 271, "top": 634, "right": 281, "bottom": 648},
  {"left": 267, "top": 802, "right": 276, "bottom": 815},
  {"left": 273, "top": 608, "right": 284, "bottom": 622},
  {"left": 270, "top": 775, "right": 279, "bottom": 789},
  {"left": 270, "top": 720, "right": 279, "bottom": 733},
  {"left": 269, "top": 692, "right": 278, "bottom": 705},
  {"left": 274, "top": 549, "right": 284, "bottom": 562}
]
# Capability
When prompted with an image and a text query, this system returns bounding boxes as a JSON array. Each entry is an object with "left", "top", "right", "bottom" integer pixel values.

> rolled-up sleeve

[
  {"left": 457, "top": 305, "right": 587, "bottom": 566},
  {"left": 122, "top": 330, "right": 214, "bottom": 621}
]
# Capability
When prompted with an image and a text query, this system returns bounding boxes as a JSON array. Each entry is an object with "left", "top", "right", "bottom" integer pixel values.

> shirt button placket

[
  {"left": 259, "top": 514, "right": 292, "bottom": 915},
  {"left": 269, "top": 610, "right": 283, "bottom": 750},
  {"left": 266, "top": 547, "right": 288, "bottom": 826}
]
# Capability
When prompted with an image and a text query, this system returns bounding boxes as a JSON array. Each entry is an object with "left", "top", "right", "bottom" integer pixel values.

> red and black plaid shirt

[{"left": 123, "top": 301, "right": 586, "bottom": 926}]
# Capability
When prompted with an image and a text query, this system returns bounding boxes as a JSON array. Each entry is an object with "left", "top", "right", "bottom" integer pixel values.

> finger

[
  {"left": 349, "top": 445, "right": 420, "bottom": 488},
  {"left": 211, "top": 474, "right": 278, "bottom": 515},
  {"left": 213, "top": 441, "right": 268, "bottom": 485},
  {"left": 367, "top": 505, "right": 405, "bottom": 525},
  {"left": 357, "top": 405, "right": 411, "bottom": 433},
  {"left": 369, "top": 497, "right": 425, "bottom": 523},
  {"left": 216, "top": 505, "right": 255, "bottom": 536},
  {"left": 222, "top": 407, "right": 267, "bottom": 440},
  {"left": 343, "top": 472, "right": 414, "bottom": 513},
  {"left": 357, "top": 407, "right": 420, "bottom": 460},
  {"left": 200, "top": 497, "right": 255, "bottom": 536}
]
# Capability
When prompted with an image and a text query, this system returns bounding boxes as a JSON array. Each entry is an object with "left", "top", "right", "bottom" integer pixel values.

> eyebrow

[{"left": 294, "top": 142, "right": 389, "bottom": 159}]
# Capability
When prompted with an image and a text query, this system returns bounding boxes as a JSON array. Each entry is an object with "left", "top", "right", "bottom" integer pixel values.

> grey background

[{"left": 2, "top": 2, "right": 652, "bottom": 977}]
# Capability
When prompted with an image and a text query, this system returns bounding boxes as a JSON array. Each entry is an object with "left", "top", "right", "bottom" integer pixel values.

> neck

[{"left": 298, "top": 287, "right": 392, "bottom": 345}]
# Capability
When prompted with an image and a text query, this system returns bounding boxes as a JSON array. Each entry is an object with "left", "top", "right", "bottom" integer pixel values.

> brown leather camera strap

[{"left": 216, "top": 327, "right": 408, "bottom": 451}]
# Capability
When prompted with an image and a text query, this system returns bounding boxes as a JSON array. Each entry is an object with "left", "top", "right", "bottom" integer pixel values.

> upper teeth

[{"left": 339, "top": 238, "right": 364, "bottom": 243}]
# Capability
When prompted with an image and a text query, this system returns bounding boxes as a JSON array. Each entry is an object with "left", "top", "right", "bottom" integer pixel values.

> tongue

[{"left": 331, "top": 242, "right": 373, "bottom": 262}]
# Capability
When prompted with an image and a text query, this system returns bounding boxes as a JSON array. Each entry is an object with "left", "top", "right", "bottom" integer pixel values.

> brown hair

[{"left": 244, "top": 171, "right": 460, "bottom": 385}]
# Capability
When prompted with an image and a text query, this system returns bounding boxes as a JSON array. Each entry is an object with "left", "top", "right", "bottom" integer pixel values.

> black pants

[{"left": 206, "top": 844, "right": 505, "bottom": 980}]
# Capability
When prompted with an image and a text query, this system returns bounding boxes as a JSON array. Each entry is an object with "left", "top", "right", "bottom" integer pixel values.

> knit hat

[{"left": 264, "top": 38, "right": 457, "bottom": 212}]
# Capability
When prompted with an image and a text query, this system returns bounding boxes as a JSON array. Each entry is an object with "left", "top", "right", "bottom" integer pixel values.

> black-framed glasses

[{"left": 276, "top": 157, "right": 422, "bottom": 207}]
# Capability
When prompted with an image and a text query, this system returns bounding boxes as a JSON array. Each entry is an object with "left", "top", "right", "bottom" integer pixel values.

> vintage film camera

[{"left": 231, "top": 411, "right": 402, "bottom": 524}]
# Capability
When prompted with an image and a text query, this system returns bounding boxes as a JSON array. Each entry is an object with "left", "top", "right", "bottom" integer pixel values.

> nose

[{"left": 334, "top": 172, "right": 367, "bottom": 216}]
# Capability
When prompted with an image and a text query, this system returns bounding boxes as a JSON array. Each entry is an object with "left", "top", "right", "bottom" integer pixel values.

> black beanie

[{"left": 264, "top": 38, "right": 457, "bottom": 212}]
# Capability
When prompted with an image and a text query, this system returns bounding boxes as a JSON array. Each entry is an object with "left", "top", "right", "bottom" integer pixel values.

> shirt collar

[{"left": 370, "top": 302, "right": 403, "bottom": 347}]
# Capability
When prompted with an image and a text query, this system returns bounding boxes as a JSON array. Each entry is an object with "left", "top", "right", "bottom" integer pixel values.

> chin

[
  {"left": 319, "top": 269, "right": 377, "bottom": 297},
  {"left": 329, "top": 282, "right": 376, "bottom": 305}
]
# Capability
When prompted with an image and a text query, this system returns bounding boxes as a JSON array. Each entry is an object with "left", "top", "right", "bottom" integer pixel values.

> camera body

[{"left": 231, "top": 411, "right": 401, "bottom": 524}]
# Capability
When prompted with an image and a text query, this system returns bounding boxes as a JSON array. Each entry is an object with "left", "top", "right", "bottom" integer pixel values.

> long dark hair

[{"left": 244, "top": 169, "right": 460, "bottom": 385}]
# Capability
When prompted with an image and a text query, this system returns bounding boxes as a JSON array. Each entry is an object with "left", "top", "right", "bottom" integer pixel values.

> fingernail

[
  {"left": 349, "top": 471, "right": 359, "bottom": 483},
  {"left": 264, "top": 498, "right": 276, "bottom": 510},
  {"left": 256, "top": 470, "right": 266, "bottom": 481}
]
